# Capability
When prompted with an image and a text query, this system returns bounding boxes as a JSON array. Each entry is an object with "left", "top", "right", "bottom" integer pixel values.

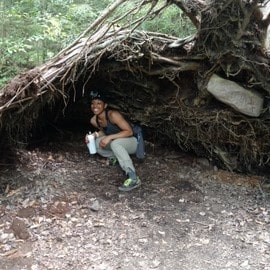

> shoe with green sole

[
  {"left": 118, "top": 177, "right": 141, "bottom": 192},
  {"left": 107, "top": 157, "right": 118, "bottom": 166}
]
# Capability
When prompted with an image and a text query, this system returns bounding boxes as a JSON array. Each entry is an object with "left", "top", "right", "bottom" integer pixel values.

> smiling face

[{"left": 90, "top": 98, "right": 107, "bottom": 115}]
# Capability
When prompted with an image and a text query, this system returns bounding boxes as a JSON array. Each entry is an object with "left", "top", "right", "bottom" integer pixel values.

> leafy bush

[
  {"left": 141, "top": 5, "right": 196, "bottom": 37},
  {"left": 0, "top": 0, "right": 195, "bottom": 88}
]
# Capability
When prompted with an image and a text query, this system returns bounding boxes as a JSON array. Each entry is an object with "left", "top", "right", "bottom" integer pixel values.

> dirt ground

[{"left": 0, "top": 137, "right": 270, "bottom": 270}]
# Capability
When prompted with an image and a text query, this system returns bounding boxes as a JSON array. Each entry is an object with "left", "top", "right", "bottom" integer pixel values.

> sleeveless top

[
  {"left": 96, "top": 110, "right": 121, "bottom": 135},
  {"left": 96, "top": 110, "right": 145, "bottom": 160}
]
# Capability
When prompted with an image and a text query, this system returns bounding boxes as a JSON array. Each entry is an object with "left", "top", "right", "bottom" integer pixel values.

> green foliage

[
  {"left": 111, "top": 1, "right": 195, "bottom": 37},
  {"left": 0, "top": 0, "right": 99, "bottom": 88},
  {"left": 0, "top": 0, "right": 195, "bottom": 88},
  {"left": 141, "top": 5, "right": 196, "bottom": 37}
]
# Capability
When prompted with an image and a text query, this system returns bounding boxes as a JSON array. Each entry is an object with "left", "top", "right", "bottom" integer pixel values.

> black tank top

[{"left": 96, "top": 110, "right": 121, "bottom": 135}]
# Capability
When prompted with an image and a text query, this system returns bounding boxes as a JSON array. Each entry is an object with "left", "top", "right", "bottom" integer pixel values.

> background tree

[
  {"left": 0, "top": 0, "right": 194, "bottom": 87},
  {"left": 0, "top": 0, "right": 106, "bottom": 86}
]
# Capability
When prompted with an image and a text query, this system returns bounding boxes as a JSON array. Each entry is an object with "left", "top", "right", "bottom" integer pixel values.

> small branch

[{"left": 171, "top": 0, "right": 206, "bottom": 29}]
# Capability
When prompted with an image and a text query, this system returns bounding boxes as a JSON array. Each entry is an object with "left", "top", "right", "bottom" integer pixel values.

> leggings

[{"left": 95, "top": 136, "right": 138, "bottom": 174}]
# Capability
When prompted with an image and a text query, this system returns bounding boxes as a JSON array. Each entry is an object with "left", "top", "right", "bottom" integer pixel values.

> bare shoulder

[
  {"left": 108, "top": 110, "right": 125, "bottom": 123},
  {"left": 108, "top": 109, "right": 132, "bottom": 130},
  {"left": 108, "top": 109, "right": 121, "bottom": 117}
]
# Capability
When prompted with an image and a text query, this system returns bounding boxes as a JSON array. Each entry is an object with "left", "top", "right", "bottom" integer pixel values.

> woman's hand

[
  {"left": 85, "top": 134, "right": 89, "bottom": 144},
  {"left": 99, "top": 136, "right": 112, "bottom": 148},
  {"left": 85, "top": 132, "right": 99, "bottom": 144}
]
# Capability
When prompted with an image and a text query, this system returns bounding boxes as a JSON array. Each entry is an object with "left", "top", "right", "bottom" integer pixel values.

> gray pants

[{"left": 95, "top": 136, "right": 138, "bottom": 174}]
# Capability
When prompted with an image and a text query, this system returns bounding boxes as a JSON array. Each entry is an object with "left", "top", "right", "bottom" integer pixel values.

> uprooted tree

[{"left": 0, "top": 0, "right": 270, "bottom": 174}]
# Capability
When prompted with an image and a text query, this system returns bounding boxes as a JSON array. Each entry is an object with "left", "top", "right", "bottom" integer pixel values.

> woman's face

[{"left": 90, "top": 99, "right": 107, "bottom": 115}]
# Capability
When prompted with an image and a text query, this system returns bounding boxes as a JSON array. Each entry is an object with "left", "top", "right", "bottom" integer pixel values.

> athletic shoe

[
  {"left": 118, "top": 177, "right": 141, "bottom": 192},
  {"left": 107, "top": 157, "right": 118, "bottom": 166}
]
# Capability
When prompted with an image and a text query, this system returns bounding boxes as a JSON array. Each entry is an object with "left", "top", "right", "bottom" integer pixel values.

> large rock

[{"left": 207, "top": 74, "right": 264, "bottom": 117}]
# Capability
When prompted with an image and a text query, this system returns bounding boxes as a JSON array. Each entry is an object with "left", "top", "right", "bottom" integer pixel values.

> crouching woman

[{"left": 85, "top": 90, "right": 141, "bottom": 191}]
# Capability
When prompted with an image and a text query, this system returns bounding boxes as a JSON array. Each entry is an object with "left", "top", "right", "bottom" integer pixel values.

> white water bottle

[{"left": 87, "top": 132, "right": 97, "bottom": 154}]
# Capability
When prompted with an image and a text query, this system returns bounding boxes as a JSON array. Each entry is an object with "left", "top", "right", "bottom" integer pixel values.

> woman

[{"left": 85, "top": 90, "right": 141, "bottom": 191}]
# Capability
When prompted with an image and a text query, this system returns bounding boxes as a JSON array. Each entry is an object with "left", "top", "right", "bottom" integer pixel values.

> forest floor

[{"left": 0, "top": 136, "right": 270, "bottom": 270}]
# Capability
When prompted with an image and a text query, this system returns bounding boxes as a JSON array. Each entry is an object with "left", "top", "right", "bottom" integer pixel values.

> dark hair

[{"left": 89, "top": 90, "right": 107, "bottom": 102}]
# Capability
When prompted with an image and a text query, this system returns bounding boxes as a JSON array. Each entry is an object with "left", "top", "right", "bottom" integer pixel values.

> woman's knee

[
  {"left": 110, "top": 138, "right": 136, "bottom": 154},
  {"left": 110, "top": 139, "right": 118, "bottom": 147},
  {"left": 110, "top": 140, "right": 121, "bottom": 152}
]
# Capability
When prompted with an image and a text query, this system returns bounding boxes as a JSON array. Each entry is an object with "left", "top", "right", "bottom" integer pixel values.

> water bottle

[{"left": 87, "top": 132, "right": 97, "bottom": 154}]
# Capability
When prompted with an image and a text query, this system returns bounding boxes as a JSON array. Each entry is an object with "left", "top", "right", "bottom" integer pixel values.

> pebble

[{"left": 90, "top": 200, "right": 100, "bottom": 211}]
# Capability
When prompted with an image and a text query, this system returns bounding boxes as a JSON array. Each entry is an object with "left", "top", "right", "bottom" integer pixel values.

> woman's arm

[
  {"left": 85, "top": 116, "right": 104, "bottom": 143},
  {"left": 107, "top": 110, "right": 133, "bottom": 139},
  {"left": 90, "top": 116, "right": 105, "bottom": 137},
  {"left": 98, "top": 110, "right": 133, "bottom": 148}
]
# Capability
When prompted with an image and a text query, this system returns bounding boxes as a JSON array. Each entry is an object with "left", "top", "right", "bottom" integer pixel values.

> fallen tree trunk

[{"left": 0, "top": 0, "right": 270, "bottom": 174}]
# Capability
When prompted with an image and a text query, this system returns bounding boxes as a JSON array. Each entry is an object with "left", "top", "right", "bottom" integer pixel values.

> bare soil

[{"left": 0, "top": 137, "right": 270, "bottom": 270}]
